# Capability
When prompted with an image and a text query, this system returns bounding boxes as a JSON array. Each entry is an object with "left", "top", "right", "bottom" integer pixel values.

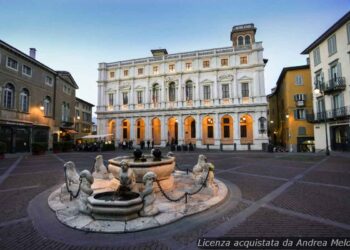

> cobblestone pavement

[{"left": 0, "top": 150, "right": 349, "bottom": 249}]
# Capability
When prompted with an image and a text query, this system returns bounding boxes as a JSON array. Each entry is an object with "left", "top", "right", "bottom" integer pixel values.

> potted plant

[{"left": 0, "top": 142, "right": 7, "bottom": 159}]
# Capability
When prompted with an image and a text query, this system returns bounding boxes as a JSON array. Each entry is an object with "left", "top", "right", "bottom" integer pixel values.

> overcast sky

[{"left": 1, "top": 0, "right": 349, "bottom": 116}]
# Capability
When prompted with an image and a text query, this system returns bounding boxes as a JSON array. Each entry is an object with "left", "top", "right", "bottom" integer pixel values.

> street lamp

[{"left": 314, "top": 86, "right": 330, "bottom": 156}]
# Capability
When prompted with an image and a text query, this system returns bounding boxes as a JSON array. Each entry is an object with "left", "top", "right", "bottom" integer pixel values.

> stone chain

[{"left": 156, "top": 170, "right": 210, "bottom": 203}]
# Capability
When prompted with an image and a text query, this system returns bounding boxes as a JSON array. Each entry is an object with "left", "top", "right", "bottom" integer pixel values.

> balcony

[
  {"left": 306, "top": 106, "right": 350, "bottom": 123},
  {"left": 323, "top": 77, "right": 346, "bottom": 94}
]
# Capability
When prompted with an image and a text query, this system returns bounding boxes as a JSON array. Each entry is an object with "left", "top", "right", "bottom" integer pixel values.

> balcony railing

[
  {"left": 323, "top": 77, "right": 346, "bottom": 94},
  {"left": 306, "top": 106, "right": 350, "bottom": 123}
]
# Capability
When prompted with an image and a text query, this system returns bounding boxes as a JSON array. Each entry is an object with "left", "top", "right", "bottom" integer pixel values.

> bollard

[
  {"left": 234, "top": 143, "right": 237, "bottom": 151},
  {"left": 248, "top": 143, "right": 251, "bottom": 151},
  {"left": 220, "top": 143, "right": 223, "bottom": 151},
  {"left": 206, "top": 144, "right": 209, "bottom": 151}
]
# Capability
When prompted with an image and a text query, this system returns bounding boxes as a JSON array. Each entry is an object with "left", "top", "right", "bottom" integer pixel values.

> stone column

[
  {"left": 234, "top": 113, "right": 240, "bottom": 146},
  {"left": 178, "top": 115, "right": 184, "bottom": 145},
  {"left": 214, "top": 113, "right": 220, "bottom": 146},
  {"left": 116, "top": 118, "right": 121, "bottom": 143},
  {"left": 196, "top": 114, "right": 202, "bottom": 147},
  {"left": 161, "top": 115, "right": 166, "bottom": 146},
  {"left": 145, "top": 116, "right": 151, "bottom": 141},
  {"left": 130, "top": 117, "right": 135, "bottom": 143}
]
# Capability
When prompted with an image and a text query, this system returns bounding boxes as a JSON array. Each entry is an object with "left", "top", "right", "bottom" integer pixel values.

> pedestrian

[{"left": 147, "top": 140, "right": 150, "bottom": 149}]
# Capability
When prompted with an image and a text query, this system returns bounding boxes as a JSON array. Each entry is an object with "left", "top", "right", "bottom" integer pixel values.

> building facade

[
  {"left": 0, "top": 40, "right": 78, "bottom": 153},
  {"left": 267, "top": 65, "right": 314, "bottom": 152},
  {"left": 96, "top": 24, "right": 268, "bottom": 150},
  {"left": 302, "top": 11, "right": 350, "bottom": 152},
  {"left": 74, "top": 97, "right": 94, "bottom": 141}
]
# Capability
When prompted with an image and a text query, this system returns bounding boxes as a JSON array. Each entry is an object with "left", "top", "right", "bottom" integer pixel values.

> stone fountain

[{"left": 48, "top": 150, "right": 228, "bottom": 232}]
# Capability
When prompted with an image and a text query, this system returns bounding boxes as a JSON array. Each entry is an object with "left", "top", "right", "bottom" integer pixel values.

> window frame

[
  {"left": 22, "top": 65, "right": 32, "bottom": 77},
  {"left": 123, "top": 69, "right": 129, "bottom": 77},
  {"left": 137, "top": 68, "right": 144, "bottom": 75},
  {"left": 185, "top": 62, "right": 192, "bottom": 71},
  {"left": 203, "top": 60, "right": 210, "bottom": 68},
  {"left": 327, "top": 34, "right": 337, "bottom": 56},
  {"left": 6, "top": 57, "right": 18, "bottom": 71},
  {"left": 203, "top": 85, "right": 211, "bottom": 100},
  {"left": 45, "top": 76, "right": 53, "bottom": 86},
  {"left": 168, "top": 64, "right": 175, "bottom": 73},
  {"left": 222, "top": 84, "right": 229, "bottom": 99},
  {"left": 241, "top": 82, "right": 249, "bottom": 97},
  {"left": 313, "top": 47, "right": 321, "bottom": 66},
  {"left": 19, "top": 89, "right": 29, "bottom": 113},
  {"left": 221, "top": 58, "right": 228, "bottom": 67},
  {"left": 240, "top": 56, "right": 248, "bottom": 64}
]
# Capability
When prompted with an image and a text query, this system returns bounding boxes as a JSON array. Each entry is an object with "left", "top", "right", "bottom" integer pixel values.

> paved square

[{"left": 0, "top": 150, "right": 349, "bottom": 249}]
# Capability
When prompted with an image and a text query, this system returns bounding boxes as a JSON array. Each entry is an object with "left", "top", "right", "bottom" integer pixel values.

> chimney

[{"left": 29, "top": 48, "right": 36, "bottom": 59}]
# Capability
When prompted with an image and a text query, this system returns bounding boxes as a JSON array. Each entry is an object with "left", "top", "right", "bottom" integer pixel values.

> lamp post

[{"left": 314, "top": 88, "right": 330, "bottom": 156}]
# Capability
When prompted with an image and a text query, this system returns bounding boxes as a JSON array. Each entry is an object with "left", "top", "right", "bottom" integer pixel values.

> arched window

[
  {"left": 258, "top": 117, "right": 267, "bottom": 134},
  {"left": 169, "top": 82, "right": 175, "bottom": 102},
  {"left": 185, "top": 81, "right": 193, "bottom": 101},
  {"left": 152, "top": 83, "right": 159, "bottom": 103},
  {"left": 3, "top": 83, "right": 15, "bottom": 109},
  {"left": 19, "top": 88, "right": 29, "bottom": 112},
  {"left": 245, "top": 35, "right": 251, "bottom": 45},
  {"left": 238, "top": 36, "right": 244, "bottom": 46},
  {"left": 43, "top": 96, "right": 51, "bottom": 116}
]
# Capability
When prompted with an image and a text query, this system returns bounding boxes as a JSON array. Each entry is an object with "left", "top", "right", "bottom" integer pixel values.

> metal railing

[
  {"left": 324, "top": 77, "right": 346, "bottom": 94},
  {"left": 307, "top": 106, "right": 350, "bottom": 123}
]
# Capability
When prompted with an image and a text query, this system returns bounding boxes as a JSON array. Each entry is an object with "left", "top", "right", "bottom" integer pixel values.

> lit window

[
  {"left": 203, "top": 86, "right": 211, "bottom": 100},
  {"left": 169, "top": 64, "right": 175, "bottom": 73},
  {"left": 6, "top": 57, "right": 18, "bottom": 70},
  {"left": 123, "top": 69, "right": 128, "bottom": 77},
  {"left": 240, "top": 56, "right": 248, "bottom": 64},
  {"left": 185, "top": 62, "right": 192, "bottom": 71},
  {"left": 109, "top": 71, "right": 115, "bottom": 78},
  {"left": 221, "top": 58, "right": 228, "bottom": 66},
  {"left": 153, "top": 66, "right": 159, "bottom": 75},
  {"left": 43, "top": 96, "right": 51, "bottom": 116},
  {"left": 327, "top": 35, "right": 337, "bottom": 56},
  {"left": 138, "top": 68, "right": 143, "bottom": 75},
  {"left": 203, "top": 60, "right": 210, "bottom": 68},
  {"left": 313, "top": 47, "right": 321, "bottom": 66},
  {"left": 22, "top": 65, "right": 32, "bottom": 77}
]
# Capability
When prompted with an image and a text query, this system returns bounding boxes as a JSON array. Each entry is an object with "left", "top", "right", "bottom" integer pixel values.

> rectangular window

[
  {"left": 109, "top": 71, "right": 115, "bottom": 78},
  {"left": 203, "top": 60, "right": 210, "bottom": 68},
  {"left": 295, "top": 75, "right": 304, "bottom": 85},
  {"left": 222, "top": 84, "right": 229, "bottom": 98},
  {"left": 240, "top": 56, "right": 248, "bottom": 64},
  {"left": 224, "top": 126, "right": 230, "bottom": 138},
  {"left": 207, "top": 126, "right": 214, "bottom": 138},
  {"left": 108, "top": 93, "right": 114, "bottom": 106},
  {"left": 123, "top": 128, "right": 128, "bottom": 139},
  {"left": 317, "top": 98, "right": 324, "bottom": 114},
  {"left": 153, "top": 66, "right": 159, "bottom": 75},
  {"left": 137, "top": 91, "right": 143, "bottom": 104},
  {"left": 137, "top": 68, "right": 143, "bottom": 75},
  {"left": 313, "top": 47, "right": 321, "bottom": 66},
  {"left": 240, "top": 125, "right": 247, "bottom": 138},
  {"left": 327, "top": 35, "right": 337, "bottom": 56},
  {"left": 241, "top": 82, "right": 249, "bottom": 97},
  {"left": 45, "top": 76, "right": 53, "bottom": 86},
  {"left": 123, "top": 70, "right": 128, "bottom": 77},
  {"left": 7, "top": 57, "right": 18, "bottom": 70},
  {"left": 22, "top": 65, "right": 32, "bottom": 76},
  {"left": 185, "top": 62, "right": 192, "bottom": 71},
  {"left": 347, "top": 23, "right": 350, "bottom": 44},
  {"left": 203, "top": 86, "right": 211, "bottom": 100},
  {"left": 294, "top": 109, "right": 306, "bottom": 120},
  {"left": 221, "top": 58, "right": 228, "bottom": 66},
  {"left": 169, "top": 64, "right": 175, "bottom": 73},
  {"left": 294, "top": 94, "right": 306, "bottom": 101},
  {"left": 122, "top": 92, "right": 128, "bottom": 105}
]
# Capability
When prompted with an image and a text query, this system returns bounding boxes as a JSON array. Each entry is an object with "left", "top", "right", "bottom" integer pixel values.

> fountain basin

[
  {"left": 87, "top": 191, "right": 143, "bottom": 221},
  {"left": 108, "top": 155, "right": 175, "bottom": 191}
]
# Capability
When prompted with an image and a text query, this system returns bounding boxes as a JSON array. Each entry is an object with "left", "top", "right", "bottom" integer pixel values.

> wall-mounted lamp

[
  {"left": 270, "top": 120, "right": 274, "bottom": 124},
  {"left": 285, "top": 114, "right": 289, "bottom": 119}
]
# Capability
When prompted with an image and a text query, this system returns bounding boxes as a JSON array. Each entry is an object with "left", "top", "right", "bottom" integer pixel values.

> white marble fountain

[{"left": 48, "top": 149, "right": 228, "bottom": 233}]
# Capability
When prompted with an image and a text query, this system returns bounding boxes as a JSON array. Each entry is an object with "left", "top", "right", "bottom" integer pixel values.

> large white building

[
  {"left": 96, "top": 24, "right": 268, "bottom": 150},
  {"left": 302, "top": 11, "right": 350, "bottom": 152}
]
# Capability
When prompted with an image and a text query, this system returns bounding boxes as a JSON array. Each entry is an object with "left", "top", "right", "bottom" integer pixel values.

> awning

[
  {"left": 81, "top": 134, "right": 113, "bottom": 139},
  {"left": 61, "top": 128, "right": 78, "bottom": 134}
]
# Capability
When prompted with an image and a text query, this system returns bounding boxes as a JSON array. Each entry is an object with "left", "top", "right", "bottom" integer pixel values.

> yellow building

[{"left": 267, "top": 65, "right": 314, "bottom": 152}]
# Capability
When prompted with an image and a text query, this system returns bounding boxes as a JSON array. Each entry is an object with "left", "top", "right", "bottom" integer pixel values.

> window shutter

[
  {"left": 294, "top": 110, "right": 298, "bottom": 119},
  {"left": 294, "top": 94, "right": 297, "bottom": 101},
  {"left": 328, "top": 69, "right": 331, "bottom": 81},
  {"left": 313, "top": 76, "right": 317, "bottom": 88},
  {"left": 337, "top": 62, "right": 342, "bottom": 77},
  {"left": 340, "top": 93, "right": 344, "bottom": 107}
]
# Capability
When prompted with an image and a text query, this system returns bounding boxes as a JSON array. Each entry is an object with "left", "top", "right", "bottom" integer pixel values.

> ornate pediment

[
  {"left": 218, "top": 74, "right": 234, "bottom": 82},
  {"left": 238, "top": 75, "right": 253, "bottom": 81},
  {"left": 119, "top": 83, "right": 131, "bottom": 90},
  {"left": 134, "top": 85, "right": 145, "bottom": 90},
  {"left": 200, "top": 79, "right": 214, "bottom": 85},
  {"left": 165, "top": 76, "right": 178, "bottom": 82}
]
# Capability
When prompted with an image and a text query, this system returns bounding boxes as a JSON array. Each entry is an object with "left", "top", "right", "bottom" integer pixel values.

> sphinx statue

[
  {"left": 60, "top": 161, "right": 80, "bottom": 201},
  {"left": 139, "top": 172, "right": 159, "bottom": 216},
  {"left": 78, "top": 170, "right": 94, "bottom": 214}
]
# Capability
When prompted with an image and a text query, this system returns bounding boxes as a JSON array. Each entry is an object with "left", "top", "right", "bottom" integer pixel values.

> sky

[{"left": 0, "top": 0, "right": 349, "bottom": 117}]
